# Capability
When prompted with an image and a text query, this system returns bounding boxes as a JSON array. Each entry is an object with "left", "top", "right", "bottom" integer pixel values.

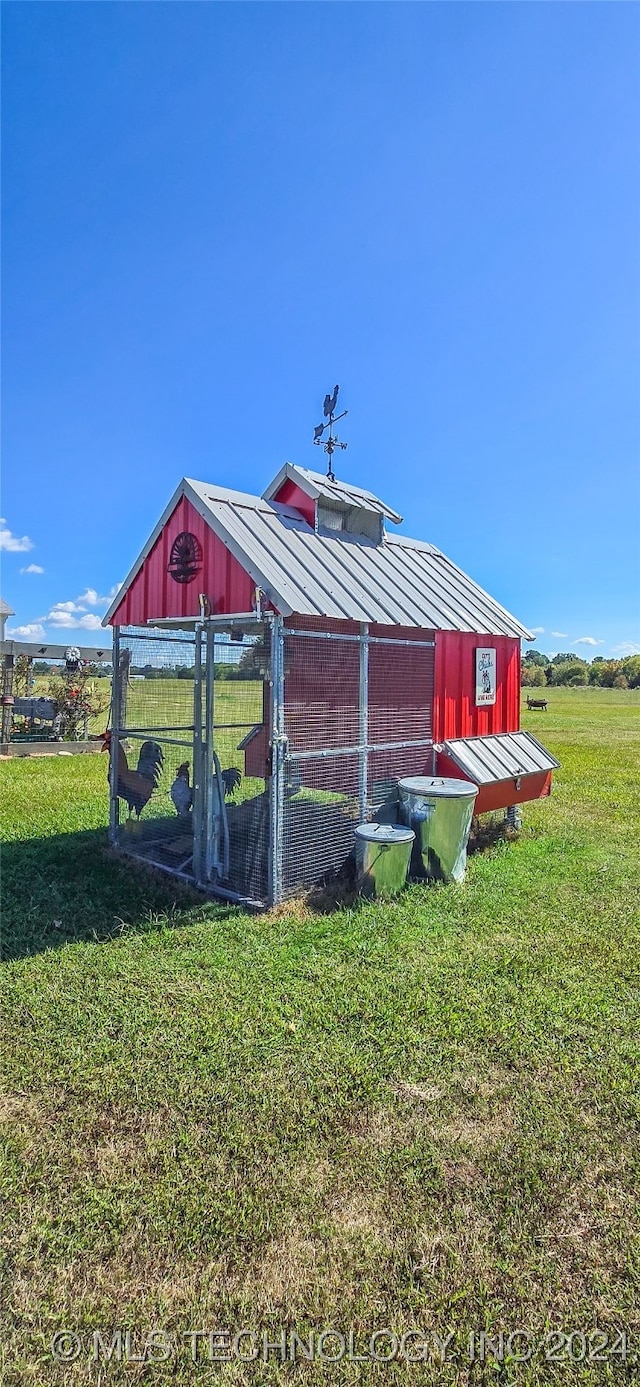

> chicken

[
  {"left": 101, "top": 731, "right": 164, "bottom": 819},
  {"left": 221, "top": 766, "right": 241, "bottom": 798},
  {"left": 171, "top": 762, "right": 193, "bottom": 817},
  {"left": 323, "top": 384, "right": 339, "bottom": 417},
  {"left": 170, "top": 761, "right": 239, "bottom": 814}
]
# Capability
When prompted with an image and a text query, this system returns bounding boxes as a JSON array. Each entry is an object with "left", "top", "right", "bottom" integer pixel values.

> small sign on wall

[{"left": 475, "top": 647, "right": 497, "bottom": 706}]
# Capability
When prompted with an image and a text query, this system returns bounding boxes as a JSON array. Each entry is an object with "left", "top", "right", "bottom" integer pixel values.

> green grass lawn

[{"left": 1, "top": 689, "right": 639, "bottom": 1384}]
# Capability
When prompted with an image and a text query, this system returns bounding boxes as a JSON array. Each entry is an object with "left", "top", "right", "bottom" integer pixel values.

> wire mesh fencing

[
  {"left": 209, "top": 623, "right": 271, "bottom": 904},
  {"left": 280, "top": 624, "right": 435, "bottom": 899},
  {"left": 110, "top": 627, "right": 201, "bottom": 878},
  {"left": 110, "top": 619, "right": 436, "bottom": 906}
]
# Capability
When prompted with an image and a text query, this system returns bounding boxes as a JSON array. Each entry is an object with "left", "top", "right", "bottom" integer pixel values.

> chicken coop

[{"left": 104, "top": 463, "right": 559, "bottom": 906}]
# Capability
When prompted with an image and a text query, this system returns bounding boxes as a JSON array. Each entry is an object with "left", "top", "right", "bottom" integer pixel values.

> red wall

[
  {"left": 109, "top": 495, "right": 256, "bottom": 626},
  {"left": 272, "top": 479, "right": 316, "bottom": 528},
  {"left": 432, "top": 631, "right": 521, "bottom": 742}
]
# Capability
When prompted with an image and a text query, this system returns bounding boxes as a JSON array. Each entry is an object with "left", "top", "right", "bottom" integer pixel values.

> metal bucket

[
  {"left": 398, "top": 776, "right": 478, "bottom": 884},
  {"left": 354, "top": 823, "right": 415, "bottom": 898}
]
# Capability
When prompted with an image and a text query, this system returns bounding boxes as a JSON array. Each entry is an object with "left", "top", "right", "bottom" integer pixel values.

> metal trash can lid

[
  {"left": 355, "top": 822, "right": 415, "bottom": 844},
  {"left": 398, "top": 776, "right": 478, "bottom": 799}
]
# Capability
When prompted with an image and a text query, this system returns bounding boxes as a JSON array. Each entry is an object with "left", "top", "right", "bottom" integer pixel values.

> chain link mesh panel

[
  {"left": 280, "top": 627, "right": 435, "bottom": 899},
  {"left": 209, "top": 624, "right": 271, "bottom": 903},
  {"left": 111, "top": 628, "right": 200, "bottom": 877},
  {"left": 281, "top": 752, "right": 360, "bottom": 898},
  {"left": 112, "top": 622, "right": 435, "bottom": 905},
  {"left": 283, "top": 632, "right": 360, "bottom": 751}
]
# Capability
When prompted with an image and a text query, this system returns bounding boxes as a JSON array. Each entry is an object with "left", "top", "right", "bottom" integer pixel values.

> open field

[{"left": 1, "top": 689, "right": 639, "bottom": 1384}]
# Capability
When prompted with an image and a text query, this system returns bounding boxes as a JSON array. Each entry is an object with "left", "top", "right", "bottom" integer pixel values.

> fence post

[
  {"left": 108, "top": 628, "right": 121, "bottom": 845},
  {"left": 192, "top": 624, "right": 204, "bottom": 884},
  {"left": 1, "top": 653, "right": 14, "bottom": 746},
  {"left": 203, "top": 623, "right": 216, "bottom": 882},
  {"left": 358, "top": 623, "right": 369, "bottom": 823},
  {"left": 269, "top": 615, "right": 285, "bottom": 905}
]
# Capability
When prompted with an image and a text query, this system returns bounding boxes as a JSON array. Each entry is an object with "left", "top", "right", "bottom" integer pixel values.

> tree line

[{"left": 522, "top": 651, "right": 640, "bottom": 689}]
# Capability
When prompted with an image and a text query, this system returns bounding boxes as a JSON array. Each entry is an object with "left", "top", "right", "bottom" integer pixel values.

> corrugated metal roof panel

[
  {"left": 443, "top": 732, "right": 560, "bottom": 784},
  {"left": 187, "top": 479, "right": 532, "bottom": 637},
  {"left": 104, "top": 476, "right": 534, "bottom": 638},
  {"left": 263, "top": 463, "right": 403, "bottom": 524}
]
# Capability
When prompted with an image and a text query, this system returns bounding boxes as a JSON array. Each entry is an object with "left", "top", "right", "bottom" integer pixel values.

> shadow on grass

[{"left": 0, "top": 827, "right": 234, "bottom": 963}]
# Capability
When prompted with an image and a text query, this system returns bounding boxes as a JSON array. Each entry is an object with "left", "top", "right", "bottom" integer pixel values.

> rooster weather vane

[{"left": 313, "top": 384, "right": 348, "bottom": 481}]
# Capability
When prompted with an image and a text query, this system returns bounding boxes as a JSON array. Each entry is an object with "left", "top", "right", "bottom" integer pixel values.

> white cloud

[
  {"left": 612, "top": 641, "right": 640, "bottom": 656},
  {"left": 76, "top": 613, "right": 104, "bottom": 631},
  {"left": 0, "top": 518, "right": 33, "bottom": 553},
  {"left": 575, "top": 636, "right": 604, "bottom": 647},
  {"left": 6, "top": 622, "right": 47, "bottom": 640},
  {"left": 76, "top": 584, "right": 120, "bottom": 607},
  {"left": 49, "top": 600, "right": 84, "bottom": 615},
  {"left": 20, "top": 563, "right": 44, "bottom": 574},
  {"left": 551, "top": 631, "right": 568, "bottom": 639},
  {"left": 530, "top": 626, "right": 545, "bottom": 635},
  {"left": 47, "top": 609, "right": 103, "bottom": 631}
]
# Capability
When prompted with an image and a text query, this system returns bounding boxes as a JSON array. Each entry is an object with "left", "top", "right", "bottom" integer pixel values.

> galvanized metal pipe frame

[
  {"left": 285, "top": 628, "right": 435, "bottom": 649},
  {"left": 269, "top": 614, "right": 285, "bottom": 906},
  {"left": 358, "top": 622, "right": 369, "bottom": 822},
  {"left": 110, "top": 618, "right": 436, "bottom": 909},
  {"left": 278, "top": 623, "right": 436, "bottom": 901},
  {"left": 108, "top": 626, "right": 121, "bottom": 846},
  {"left": 191, "top": 625, "right": 204, "bottom": 884}
]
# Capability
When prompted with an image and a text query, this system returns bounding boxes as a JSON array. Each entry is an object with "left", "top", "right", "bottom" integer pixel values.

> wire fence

[
  {"left": 280, "top": 624, "right": 435, "bottom": 899},
  {"left": 110, "top": 620, "right": 435, "bottom": 905}
]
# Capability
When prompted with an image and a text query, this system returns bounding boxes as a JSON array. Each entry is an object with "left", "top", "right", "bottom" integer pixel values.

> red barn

[{"left": 104, "top": 463, "right": 558, "bottom": 904}]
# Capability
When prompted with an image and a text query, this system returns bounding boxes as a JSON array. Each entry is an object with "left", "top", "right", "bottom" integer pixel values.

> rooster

[
  {"left": 170, "top": 762, "right": 193, "bottom": 817},
  {"left": 168, "top": 758, "right": 241, "bottom": 812},
  {"left": 221, "top": 766, "right": 241, "bottom": 797},
  {"left": 101, "top": 731, "right": 164, "bottom": 819}
]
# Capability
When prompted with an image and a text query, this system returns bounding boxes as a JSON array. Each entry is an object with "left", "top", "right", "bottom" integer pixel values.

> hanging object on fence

[{"left": 64, "top": 646, "right": 82, "bottom": 672}]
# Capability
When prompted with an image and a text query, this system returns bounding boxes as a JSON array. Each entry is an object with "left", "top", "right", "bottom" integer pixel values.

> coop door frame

[{"left": 272, "top": 621, "right": 436, "bottom": 904}]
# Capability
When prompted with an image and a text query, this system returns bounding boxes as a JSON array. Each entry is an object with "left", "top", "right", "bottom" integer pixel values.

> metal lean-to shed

[{"left": 103, "top": 463, "right": 558, "bottom": 906}]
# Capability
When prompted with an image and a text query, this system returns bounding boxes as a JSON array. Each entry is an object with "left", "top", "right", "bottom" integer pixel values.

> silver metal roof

[
  {"left": 104, "top": 476, "right": 533, "bottom": 638},
  {"left": 0, "top": 597, "right": 15, "bottom": 617},
  {"left": 443, "top": 731, "right": 560, "bottom": 784},
  {"left": 263, "top": 463, "right": 403, "bottom": 524}
]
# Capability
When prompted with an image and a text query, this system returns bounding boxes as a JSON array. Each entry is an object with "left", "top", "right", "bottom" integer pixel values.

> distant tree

[
  {"left": 613, "top": 673, "right": 628, "bottom": 689},
  {"left": 521, "top": 664, "right": 546, "bottom": 687},
  {"left": 621, "top": 655, "right": 640, "bottom": 688},
  {"left": 523, "top": 649, "right": 550, "bottom": 668},
  {"left": 549, "top": 661, "right": 588, "bottom": 686},
  {"left": 590, "top": 660, "right": 623, "bottom": 688},
  {"left": 592, "top": 656, "right": 606, "bottom": 664},
  {"left": 551, "top": 652, "right": 580, "bottom": 665}
]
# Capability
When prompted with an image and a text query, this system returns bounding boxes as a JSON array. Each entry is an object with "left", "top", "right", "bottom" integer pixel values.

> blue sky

[{"left": 2, "top": 2, "right": 639, "bottom": 657}]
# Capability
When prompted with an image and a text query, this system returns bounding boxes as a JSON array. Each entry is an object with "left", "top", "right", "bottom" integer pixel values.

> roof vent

[
  {"left": 317, "top": 499, "right": 384, "bottom": 542},
  {"left": 263, "top": 463, "right": 402, "bottom": 544}
]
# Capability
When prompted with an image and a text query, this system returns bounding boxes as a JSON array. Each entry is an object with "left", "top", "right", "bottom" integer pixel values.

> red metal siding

[
  {"left": 108, "top": 495, "right": 257, "bottom": 626},
  {"left": 432, "top": 631, "right": 521, "bottom": 741},
  {"left": 272, "top": 478, "right": 316, "bottom": 528}
]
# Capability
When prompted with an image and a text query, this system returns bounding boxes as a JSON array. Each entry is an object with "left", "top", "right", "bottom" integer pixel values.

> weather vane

[{"left": 313, "top": 384, "right": 348, "bottom": 481}]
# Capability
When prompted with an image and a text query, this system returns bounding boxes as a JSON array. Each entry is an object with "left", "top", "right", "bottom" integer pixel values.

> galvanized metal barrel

[
  {"left": 354, "top": 822, "right": 415, "bottom": 898},
  {"left": 397, "top": 776, "right": 478, "bottom": 884}
]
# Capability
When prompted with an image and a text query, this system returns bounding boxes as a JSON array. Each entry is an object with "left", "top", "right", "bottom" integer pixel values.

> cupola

[{"left": 263, "top": 463, "right": 402, "bottom": 544}]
